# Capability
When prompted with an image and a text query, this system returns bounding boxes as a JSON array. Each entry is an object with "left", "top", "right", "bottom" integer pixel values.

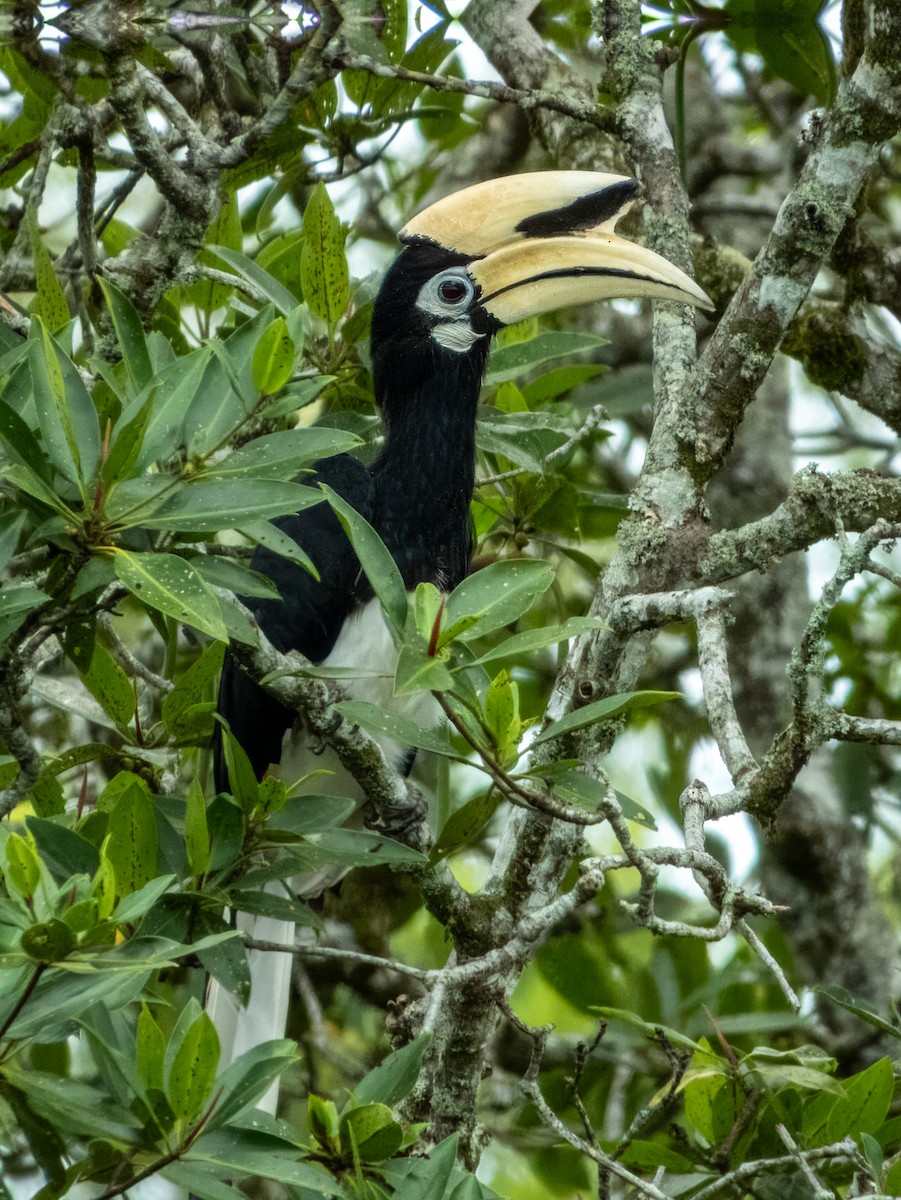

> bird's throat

[{"left": 372, "top": 352, "right": 483, "bottom": 592}]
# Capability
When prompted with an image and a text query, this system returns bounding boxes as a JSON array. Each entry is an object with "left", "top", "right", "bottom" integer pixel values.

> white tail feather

[{"left": 206, "top": 898, "right": 294, "bottom": 1115}]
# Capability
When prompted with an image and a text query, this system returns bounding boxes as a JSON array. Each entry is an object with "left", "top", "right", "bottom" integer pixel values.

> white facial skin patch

[{"left": 431, "top": 320, "right": 485, "bottom": 353}]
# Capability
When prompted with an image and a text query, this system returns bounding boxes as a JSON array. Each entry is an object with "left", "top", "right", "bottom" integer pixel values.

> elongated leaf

[
  {"left": 29, "top": 324, "right": 81, "bottom": 487},
  {"left": 113, "top": 550, "right": 227, "bottom": 640},
  {"left": 184, "top": 778, "right": 210, "bottom": 877},
  {"left": 193, "top": 555, "right": 282, "bottom": 601},
  {"left": 825, "top": 1057, "right": 893, "bottom": 1141},
  {"left": 442, "top": 559, "right": 555, "bottom": 644},
  {"left": 162, "top": 641, "right": 225, "bottom": 739},
  {"left": 106, "top": 776, "right": 158, "bottom": 895},
  {"left": 300, "top": 182, "right": 349, "bottom": 327},
  {"left": 239, "top": 518, "right": 320, "bottom": 576},
  {"left": 186, "top": 1131, "right": 337, "bottom": 1191},
  {"left": 137, "top": 1004, "right": 166, "bottom": 1093},
  {"left": 124, "top": 478, "right": 321, "bottom": 533},
  {"left": 252, "top": 316, "right": 295, "bottom": 394},
  {"left": 80, "top": 644, "right": 134, "bottom": 732},
  {"left": 485, "top": 331, "right": 608, "bottom": 385},
  {"left": 207, "top": 245, "right": 299, "bottom": 316},
  {"left": 0, "top": 398, "right": 52, "bottom": 481},
  {"left": 211, "top": 427, "right": 361, "bottom": 478},
  {"left": 206, "top": 1040, "right": 298, "bottom": 1130},
  {"left": 101, "top": 394, "right": 154, "bottom": 485},
  {"left": 321, "top": 483, "right": 407, "bottom": 638},
  {"left": 336, "top": 700, "right": 455, "bottom": 757},
  {"left": 352, "top": 1031, "right": 433, "bottom": 1107},
  {"left": 530, "top": 690, "right": 680, "bottom": 747},
  {"left": 813, "top": 985, "right": 901, "bottom": 1039},
  {"left": 168, "top": 1010, "right": 220, "bottom": 1121},
  {"left": 131, "top": 346, "right": 212, "bottom": 469},
  {"left": 191, "top": 189, "right": 243, "bottom": 312},
  {"left": 391, "top": 1133, "right": 458, "bottom": 1200},
  {"left": 431, "top": 791, "right": 502, "bottom": 864},
  {"left": 470, "top": 617, "right": 607, "bottom": 665},
  {"left": 297, "top": 828, "right": 426, "bottom": 868},
  {"left": 266, "top": 794, "right": 357, "bottom": 835},
  {"left": 97, "top": 277, "right": 153, "bottom": 392},
  {"left": 28, "top": 211, "right": 69, "bottom": 331}
]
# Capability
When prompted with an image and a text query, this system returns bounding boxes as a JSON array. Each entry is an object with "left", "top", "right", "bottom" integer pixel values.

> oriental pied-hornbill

[{"left": 210, "top": 171, "right": 712, "bottom": 1105}]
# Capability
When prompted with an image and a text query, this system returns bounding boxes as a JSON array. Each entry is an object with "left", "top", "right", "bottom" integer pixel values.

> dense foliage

[{"left": 0, "top": 0, "right": 900, "bottom": 1197}]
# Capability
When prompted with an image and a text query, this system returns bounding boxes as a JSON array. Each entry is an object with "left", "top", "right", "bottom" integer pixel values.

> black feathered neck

[{"left": 368, "top": 242, "right": 494, "bottom": 591}]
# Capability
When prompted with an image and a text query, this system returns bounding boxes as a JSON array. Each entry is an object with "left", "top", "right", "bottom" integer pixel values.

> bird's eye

[
  {"left": 420, "top": 269, "right": 475, "bottom": 313},
  {"left": 438, "top": 278, "right": 468, "bottom": 303}
]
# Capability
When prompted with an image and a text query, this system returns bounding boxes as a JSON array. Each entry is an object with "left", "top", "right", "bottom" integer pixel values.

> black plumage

[
  {"left": 215, "top": 241, "right": 496, "bottom": 786},
  {"left": 208, "top": 173, "right": 713, "bottom": 1109}
]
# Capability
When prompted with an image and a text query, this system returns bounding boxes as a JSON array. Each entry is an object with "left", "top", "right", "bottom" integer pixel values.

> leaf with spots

[
  {"left": 113, "top": 550, "right": 228, "bottom": 641},
  {"left": 104, "top": 774, "right": 158, "bottom": 896},
  {"left": 300, "top": 183, "right": 349, "bottom": 329}
]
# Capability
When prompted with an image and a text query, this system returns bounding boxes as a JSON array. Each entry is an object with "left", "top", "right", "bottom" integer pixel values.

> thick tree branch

[{"left": 690, "top": 0, "right": 901, "bottom": 475}]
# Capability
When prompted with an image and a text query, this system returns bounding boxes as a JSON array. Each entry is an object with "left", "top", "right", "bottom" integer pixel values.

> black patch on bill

[{"left": 515, "top": 179, "right": 638, "bottom": 238}]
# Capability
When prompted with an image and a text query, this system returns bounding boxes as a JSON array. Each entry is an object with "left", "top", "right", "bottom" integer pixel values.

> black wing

[{"left": 214, "top": 453, "right": 373, "bottom": 787}]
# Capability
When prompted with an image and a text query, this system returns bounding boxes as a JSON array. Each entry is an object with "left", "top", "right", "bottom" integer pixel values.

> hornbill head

[{"left": 370, "top": 171, "right": 712, "bottom": 419}]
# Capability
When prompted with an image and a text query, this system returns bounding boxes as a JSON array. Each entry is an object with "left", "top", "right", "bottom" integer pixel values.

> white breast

[{"left": 275, "top": 597, "right": 442, "bottom": 793}]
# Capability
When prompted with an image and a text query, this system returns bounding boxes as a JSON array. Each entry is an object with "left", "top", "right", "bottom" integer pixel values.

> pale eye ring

[{"left": 420, "top": 268, "right": 476, "bottom": 313}]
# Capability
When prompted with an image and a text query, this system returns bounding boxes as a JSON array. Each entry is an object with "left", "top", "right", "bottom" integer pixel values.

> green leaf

[
  {"left": 191, "top": 190, "right": 243, "bottom": 312},
  {"left": 477, "top": 407, "right": 570, "bottom": 473},
  {"left": 80, "top": 643, "right": 134, "bottom": 732},
  {"left": 0, "top": 397, "right": 53, "bottom": 482},
  {"left": 185, "top": 1130, "right": 337, "bottom": 1191},
  {"left": 813, "top": 985, "right": 901, "bottom": 1040},
  {"left": 105, "top": 774, "right": 158, "bottom": 895},
  {"left": 239, "top": 518, "right": 320, "bottom": 576},
  {"left": 0, "top": 585, "right": 50, "bottom": 620},
  {"left": 210, "top": 427, "right": 361, "bottom": 478},
  {"left": 825, "top": 1057, "right": 893, "bottom": 1142},
  {"left": 97, "top": 277, "right": 154, "bottom": 392},
  {"left": 137, "top": 1004, "right": 166, "bottom": 1093},
  {"left": 301, "top": 182, "right": 349, "bottom": 327},
  {"left": 391, "top": 1133, "right": 458, "bottom": 1200},
  {"left": 340, "top": 1103, "right": 404, "bottom": 1163},
  {"left": 485, "top": 331, "right": 608, "bottom": 385},
  {"left": 684, "top": 1074, "right": 738, "bottom": 1144},
  {"left": 6, "top": 833, "right": 40, "bottom": 899},
  {"left": 29, "top": 320, "right": 91, "bottom": 488},
  {"left": 442, "top": 559, "right": 555, "bottom": 644},
  {"left": 430, "top": 791, "right": 502, "bottom": 863},
  {"left": 26, "top": 815, "right": 100, "bottom": 879},
  {"left": 113, "top": 550, "right": 228, "bottom": 640},
  {"left": 206, "top": 245, "right": 300, "bottom": 316},
  {"left": 130, "top": 346, "right": 212, "bottom": 469},
  {"left": 530, "top": 690, "right": 681, "bottom": 747},
  {"left": 162, "top": 640, "right": 225, "bottom": 738},
  {"left": 193, "top": 555, "right": 281, "bottom": 601},
  {"left": 293, "top": 827, "right": 426, "bottom": 869},
  {"left": 321, "top": 483, "right": 407, "bottom": 639},
  {"left": 470, "top": 617, "right": 607, "bottom": 666},
  {"left": 266, "top": 794, "right": 357, "bottom": 835},
  {"left": 352, "top": 1032, "right": 433, "bottom": 1108},
  {"left": 167, "top": 1009, "right": 220, "bottom": 1121},
  {"left": 184, "top": 778, "right": 210, "bottom": 877},
  {"left": 102, "top": 394, "right": 154, "bottom": 486},
  {"left": 207, "top": 1040, "right": 298, "bottom": 1129},
  {"left": 116, "top": 478, "right": 320, "bottom": 533},
  {"left": 336, "top": 700, "right": 457, "bottom": 757},
  {"left": 394, "top": 643, "right": 455, "bottom": 696},
  {"left": 252, "top": 316, "right": 295, "bottom": 394},
  {"left": 257, "top": 229, "right": 305, "bottom": 301},
  {"left": 27, "top": 210, "right": 69, "bottom": 331}
]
